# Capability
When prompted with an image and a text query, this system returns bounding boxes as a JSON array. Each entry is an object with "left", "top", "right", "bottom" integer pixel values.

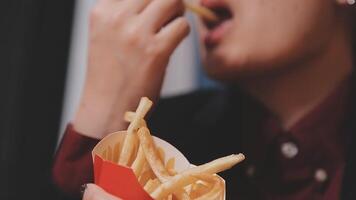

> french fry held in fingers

[
  {"left": 184, "top": 2, "right": 219, "bottom": 23},
  {"left": 92, "top": 97, "right": 245, "bottom": 200}
]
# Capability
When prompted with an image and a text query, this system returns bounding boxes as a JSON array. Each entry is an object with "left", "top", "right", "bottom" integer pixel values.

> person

[
  {"left": 53, "top": 0, "right": 356, "bottom": 199},
  {"left": 82, "top": 184, "right": 121, "bottom": 200}
]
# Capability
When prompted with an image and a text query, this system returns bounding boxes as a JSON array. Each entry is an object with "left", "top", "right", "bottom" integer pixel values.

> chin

[
  {"left": 202, "top": 48, "right": 287, "bottom": 83},
  {"left": 202, "top": 47, "right": 253, "bottom": 82}
]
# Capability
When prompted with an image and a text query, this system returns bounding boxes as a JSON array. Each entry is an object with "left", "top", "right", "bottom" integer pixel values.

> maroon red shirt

[
  {"left": 238, "top": 81, "right": 350, "bottom": 200},
  {"left": 52, "top": 82, "right": 350, "bottom": 199}
]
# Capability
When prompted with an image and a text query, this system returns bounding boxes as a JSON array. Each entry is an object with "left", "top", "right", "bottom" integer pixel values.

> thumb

[{"left": 83, "top": 184, "right": 122, "bottom": 200}]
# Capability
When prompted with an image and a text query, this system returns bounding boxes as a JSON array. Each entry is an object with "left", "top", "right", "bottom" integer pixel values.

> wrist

[{"left": 73, "top": 89, "right": 128, "bottom": 139}]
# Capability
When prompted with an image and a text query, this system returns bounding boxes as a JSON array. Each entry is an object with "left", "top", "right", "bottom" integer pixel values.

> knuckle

[
  {"left": 169, "top": 0, "right": 184, "bottom": 13},
  {"left": 90, "top": 4, "right": 126, "bottom": 26},
  {"left": 126, "top": 35, "right": 140, "bottom": 46},
  {"left": 146, "top": 44, "right": 164, "bottom": 58},
  {"left": 169, "top": 0, "right": 183, "bottom": 8},
  {"left": 124, "top": 29, "right": 141, "bottom": 45},
  {"left": 145, "top": 46, "right": 158, "bottom": 58},
  {"left": 178, "top": 17, "right": 189, "bottom": 27},
  {"left": 126, "top": 24, "right": 140, "bottom": 36},
  {"left": 109, "top": 11, "right": 125, "bottom": 25},
  {"left": 179, "top": 18, "right": 190, "bottom": 34}
]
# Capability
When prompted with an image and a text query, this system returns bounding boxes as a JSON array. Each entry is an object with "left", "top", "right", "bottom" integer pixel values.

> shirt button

[
  {"left": 280, "top": 142, "right": 299, "bottom": 159},
  {"left": 314, "top": 168, "right": 328, "bottom": 183},
  {"left": 246, "top": 165, "right": 256, "bottom": 177}
]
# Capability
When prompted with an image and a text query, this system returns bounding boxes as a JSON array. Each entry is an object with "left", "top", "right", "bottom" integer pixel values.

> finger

[
  {"left": 96, "top": 0, "right": 115, "bottom": 4},
  {"left": 156, "top": 17, "right": 190, "bottom": 54},
  {"left": 95, "top": 0, "right": 119, "bottom": 8},
  {"left": 132, "top": 0, "right": 153, "bottom": 13},
  {"left": 123, "top": 0, "right": 152, "bottom": 14},
  {"left": 83, "top": 184, "right": 122, "bottom": 200},
  {"left": 96, "top": 0, "right": 147, "bottom": 18},
  {"left": 91, "top": 0, "right": 121, "bottom": 20},
  {"left": 141, "top": 0, "right": 184, "bottom": 32}
]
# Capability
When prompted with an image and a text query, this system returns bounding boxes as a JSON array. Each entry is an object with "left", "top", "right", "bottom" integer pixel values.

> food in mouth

[
  {"left": 201, "top": 1, "right": 233, "bottom": 48},
  {"left": 184, "top": 2, "right": 219, "bottom": 23}
]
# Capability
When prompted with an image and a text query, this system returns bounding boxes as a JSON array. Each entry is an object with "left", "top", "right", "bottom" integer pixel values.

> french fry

[
  {"left": 128, "top": 135, "right": 140, "bottom": 166},
  {"left": 166, "top": 158, "right": 177, "bottom": 176},
  {"left": 138, "top": 127, "right": 171, "bottom": 182},
  {"left": 189, "top": 182, "right": 212, "bottom": 199},
  {"left": 150, "top": 154, "right": 244, "bottom": 199},
  {"left": 184, "top": 2, "right": 219, "bottom": 22},
  {"left": 124, "top": 111, "right": 147, "bottom": 127},
  {"left": 150, "top": 173, "right": 197, "bottom": 199},
  {"left": 183, "top": 154, "right": 245, "bottom": 175},
  {"left": 113, "top": 142, "right": 121, "bottom": 163},
  {"left": 119, "top": 97, "right": 152, "bottom": 165},
  {"left": 192, "top": 174, "right": 224, "bottom": 200},
  {"left": 140, "top": 162, "right": 152, "bottom": 177},
  {"left": 107, "top": 146, "right": 113, "bottom": 161},
  {"left": 132, "top": 145, "right": 147, "bottom": 176},
  {"left": 144, "top": 179, "right": 161, "bottom": 194},
  {"left": 138, "top": 127, "right": 189, "bottom": 200},
  {"left": 173, "top": 188, "right": 190, "bottom": 200},
  {"left": 157, "top": 147, "right": 166, "bottom": 164},
  {"left": 102, "top": 149, "right": 107, "bottom": 160},
  {"left": 139, "top": 167, "right": 156, "bottom": 186}
]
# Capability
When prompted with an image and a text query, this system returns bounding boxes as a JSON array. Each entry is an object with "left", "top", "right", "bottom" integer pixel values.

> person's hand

[
  {"left": 83, "top": 184, "right": 121, "bottom": 200},
  {"left": 73, "top": 0, "right": 190, "bottom": 138}
]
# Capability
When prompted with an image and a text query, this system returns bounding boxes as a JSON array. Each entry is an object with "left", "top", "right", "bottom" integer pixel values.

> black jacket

[{"left": 147, "top": 88, "right": 356, "bottom": 200}]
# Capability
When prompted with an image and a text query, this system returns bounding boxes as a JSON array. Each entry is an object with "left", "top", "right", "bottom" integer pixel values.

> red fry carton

[{"left": 92, "top": 130, "right": 225, "bottom": 200}]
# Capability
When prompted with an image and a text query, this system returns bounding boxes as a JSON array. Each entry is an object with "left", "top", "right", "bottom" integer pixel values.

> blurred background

[{"left": 0, "top": 0, "right": 214, "bottom": 199}]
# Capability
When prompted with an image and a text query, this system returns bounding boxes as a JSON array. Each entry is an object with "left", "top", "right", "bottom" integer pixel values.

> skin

[
  {"left": 83, "top": 184, "right": 122, "bottom": 200},
  {"left": 74, "top": 0, "right": 189, "bottom": 138},
  {"left": 199, "top": 0, "right": 354, "bottom": 128},
  {"left": 200, "top": 0, "right": 351, "bottom": 78},
  {"left": 73, "top": 0, "right": 354, "bottom": 138}
]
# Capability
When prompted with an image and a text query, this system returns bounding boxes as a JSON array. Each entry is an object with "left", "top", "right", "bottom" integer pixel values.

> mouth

[{"left": 200, "top": 0, "right": 233, "bottom": 48}]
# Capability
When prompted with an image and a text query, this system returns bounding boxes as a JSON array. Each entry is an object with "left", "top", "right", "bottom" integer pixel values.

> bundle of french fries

[{"left": 94, "top": 97, "right": 245, "bottom": 200}]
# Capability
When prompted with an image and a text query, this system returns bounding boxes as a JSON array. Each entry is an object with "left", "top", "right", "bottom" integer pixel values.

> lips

[{"left": 200, "top": 0, "right": 233, "bottom": 48}]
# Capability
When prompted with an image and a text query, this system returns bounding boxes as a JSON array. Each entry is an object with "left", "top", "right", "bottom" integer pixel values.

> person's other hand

[
  {"left": 73, "top": 0, "right": 190, "bottom": 138},
  {"left": 83, "top": 184, "right": 122, "bottom": 200}
]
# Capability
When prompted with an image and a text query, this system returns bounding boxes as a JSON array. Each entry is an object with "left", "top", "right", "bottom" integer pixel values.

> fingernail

[{"left": 80, "top": 184, "right": 88, "bottom": 196}]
